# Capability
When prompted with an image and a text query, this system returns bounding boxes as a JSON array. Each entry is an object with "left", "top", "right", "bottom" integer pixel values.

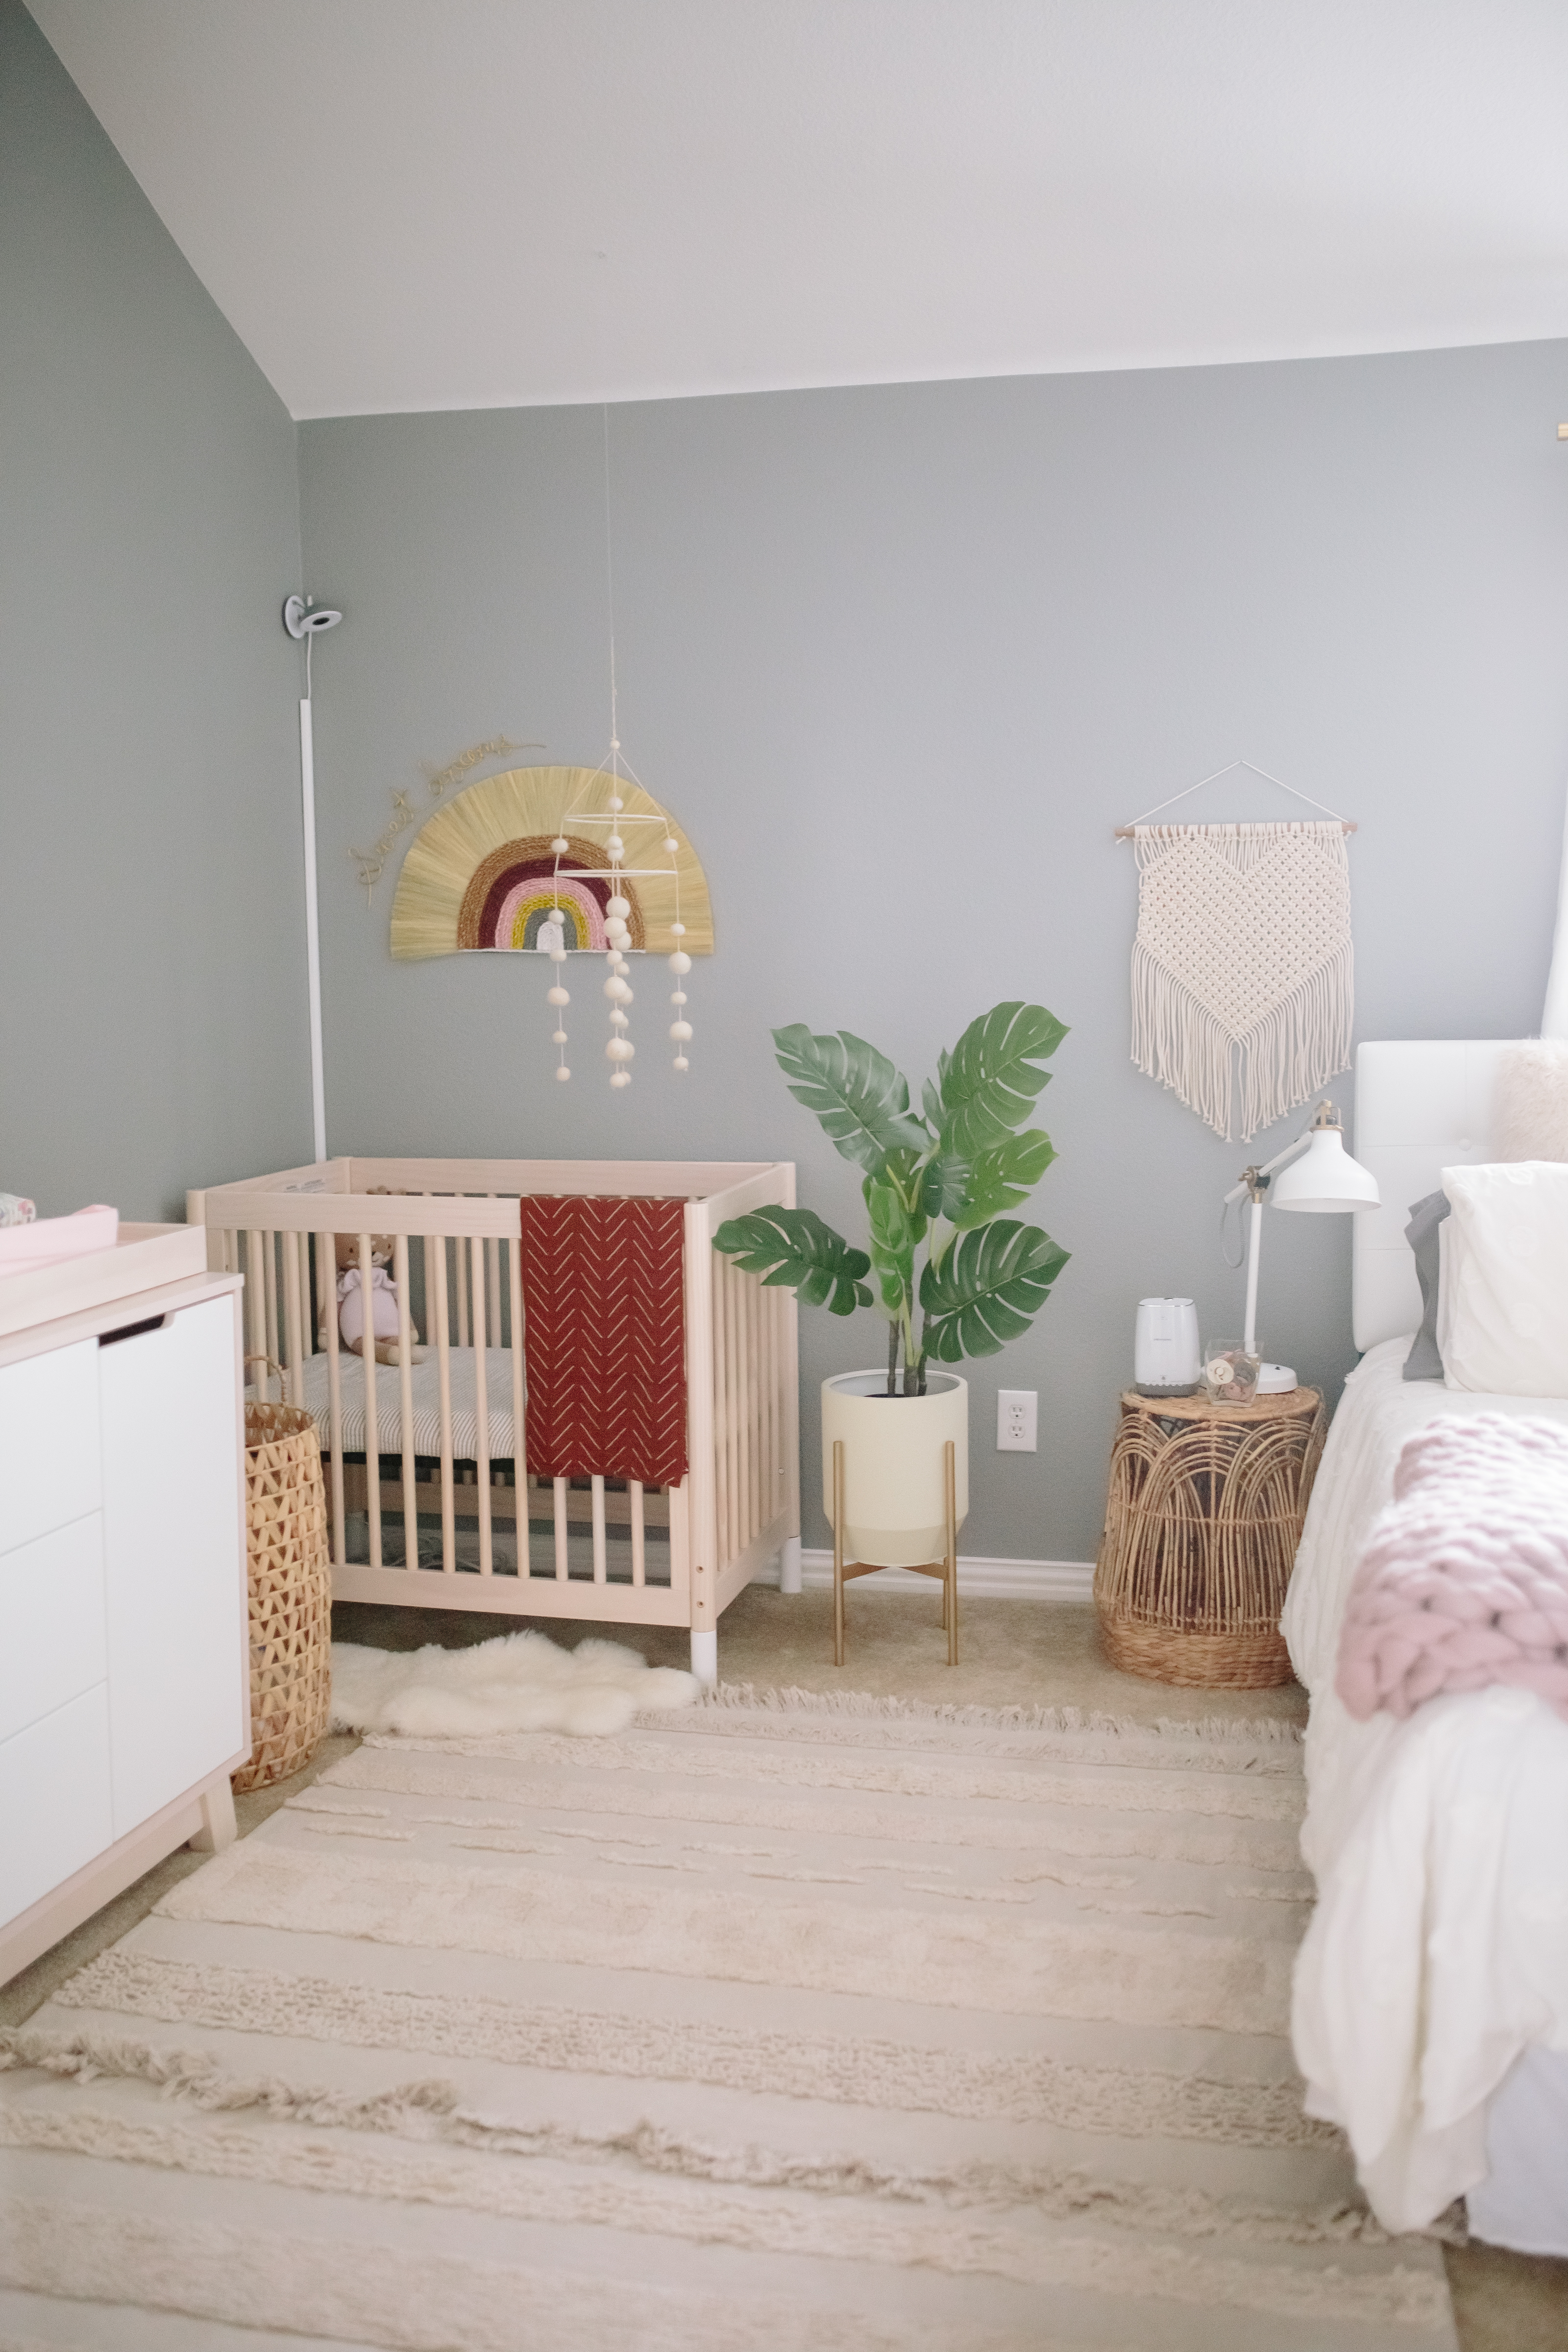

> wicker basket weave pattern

[
  {"left": 237, "top": 1399, "right": 331, "bottom": 1790},
  {"left": 1094, "top": 1388, "right": 1325, "bottom": 1689}
]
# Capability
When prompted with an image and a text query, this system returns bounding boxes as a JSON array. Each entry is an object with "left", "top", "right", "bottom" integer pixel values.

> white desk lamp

[{"left": 1223, "top": 1101, "right": 1380, "bottom": 1394}]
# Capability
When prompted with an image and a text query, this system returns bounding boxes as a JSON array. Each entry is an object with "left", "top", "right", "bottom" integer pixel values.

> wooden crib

[{"left": 186, "top": 1158, "right": 802, "bottom": 1682}]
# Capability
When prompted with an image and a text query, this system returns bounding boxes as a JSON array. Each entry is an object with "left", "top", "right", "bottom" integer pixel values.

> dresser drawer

[
  {"left": 0, "top": 1338, "right": 100, "bottom": 1556},
  {"left": 0, "top": 1514, "right": 108, "bottom": 1744},
  {"left": 101, "top": 1292, "right": 245, "bottom": 1834},
  {"left": 0, "top": 1685, "right": 113, "bottom": 1932}
]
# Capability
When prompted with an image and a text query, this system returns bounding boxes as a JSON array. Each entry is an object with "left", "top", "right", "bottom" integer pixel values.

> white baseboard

[{"left": 754, "top": 1550, "right": 1095, "bottom": 1602}]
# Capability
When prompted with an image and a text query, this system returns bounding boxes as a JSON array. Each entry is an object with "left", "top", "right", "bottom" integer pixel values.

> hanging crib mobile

[{"left": 385, "top": 406, "right": 714, "bottom": 1087}]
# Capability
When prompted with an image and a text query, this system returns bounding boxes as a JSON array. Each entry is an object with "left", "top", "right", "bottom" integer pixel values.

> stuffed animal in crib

[{"left": 325, "top": 1225, "right": 428, "bottom": 1365}]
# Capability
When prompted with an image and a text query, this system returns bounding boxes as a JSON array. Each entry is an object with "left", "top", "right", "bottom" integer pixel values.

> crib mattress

[{"left": 295, "top": 1347, "right": 521, "bottom": 1462}]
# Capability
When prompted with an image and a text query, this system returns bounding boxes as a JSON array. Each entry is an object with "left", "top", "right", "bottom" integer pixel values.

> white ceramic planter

[{"left": 821, "top": 1370, "right": 969, "bottom": 1568}]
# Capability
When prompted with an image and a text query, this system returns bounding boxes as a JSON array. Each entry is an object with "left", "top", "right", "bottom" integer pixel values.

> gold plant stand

[{"left": 832, "top": 1436, "right": 958, "bottom": 1667}]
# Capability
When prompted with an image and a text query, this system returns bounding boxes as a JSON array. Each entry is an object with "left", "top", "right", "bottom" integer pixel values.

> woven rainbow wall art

[{"left": 389, "top": 765, "right": 713, "bottom": 964}]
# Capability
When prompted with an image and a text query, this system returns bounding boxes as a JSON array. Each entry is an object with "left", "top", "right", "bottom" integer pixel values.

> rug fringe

[
  {"left": 696, "top": 1682, "right": 1303, "bottom": 1746},
  {"left": 0, "top": 2023, "right": 1433, "bottom": 2247}
]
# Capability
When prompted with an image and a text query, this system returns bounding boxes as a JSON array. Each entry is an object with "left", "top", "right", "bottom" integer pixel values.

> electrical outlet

[{"left": 997, "top": 1389, "right": 1037, "bottom": 1451}]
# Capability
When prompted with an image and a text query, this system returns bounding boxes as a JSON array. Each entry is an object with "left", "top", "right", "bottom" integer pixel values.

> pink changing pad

[{"left": 0, "top": 1205, "right": 119, "bottom": 1274}]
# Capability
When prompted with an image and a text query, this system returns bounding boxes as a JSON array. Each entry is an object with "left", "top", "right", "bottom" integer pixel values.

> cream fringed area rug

[{"left": 0, "top": 1689, "right": 1455, "bottom": 2352}]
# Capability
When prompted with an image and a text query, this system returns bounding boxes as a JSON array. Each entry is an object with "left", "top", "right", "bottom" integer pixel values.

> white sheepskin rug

[{"left": 329, "top": 1631, "right": 701, "bottom": 1740}]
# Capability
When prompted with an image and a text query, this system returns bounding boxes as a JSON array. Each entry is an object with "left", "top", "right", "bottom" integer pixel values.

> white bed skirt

[{"left": 1283, "top": 1338, "right": 1568, "bottom": 2243}]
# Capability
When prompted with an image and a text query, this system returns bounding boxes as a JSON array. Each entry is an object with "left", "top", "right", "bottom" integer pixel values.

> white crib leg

[
  {"left": 780, "top": 1536, "right": 803, "bottom": 1595},
  {"left": 689, "top": 1628, "right": 718, "bottom": 1689}
]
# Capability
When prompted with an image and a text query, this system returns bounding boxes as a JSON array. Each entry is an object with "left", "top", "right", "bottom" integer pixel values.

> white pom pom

[
  {"left": 669, "top": 921, "right": 686, "bottom": 936},
  {"left": 669, "top": 951, "right": 692, "bottom": 975},
  {"left": 549, "top": 945, "right": 568, "bottom": 964},
  {"left": 610, "top": 1008, "right": 629, "bottom": 1030},
  {"left": 670, "top": 989, "right": 686, "bottom": 1005},
  {"left": 606, "top": 893, "right": 631, "bottom": 918},
  {"left": 603, "top": 975, "right": 630, "bottom": 1001},
  {"left": 552, "top": 1029, "right": 568, "bottom": 1044},
  {"left": 555, "top": 1065, "right": 571, "bottom": 1082},
  {"left": 610, "top": 1068, "right": 631, "bottom": 1088},
  {"left": 673, "top": 1054, "right": 689, "bottom": 1072},
  {"left": 608, "top": 794, "right": 623, "bottom": 812},
  {"left": 547, "top": 986, "right": 570, "bottom": 1006},
  {"left": 550, "top": 836, "right": 569, "bottom": 855},
  {"left": 614, "top": 957, "right": 631, "bottom": 976},
  {"left": 606, "top": 834, "right": 624, "bottom": 858},
  {"left": 606, "top": 1036, "right": 636, "bottom": 1061},
  {"left": 663, "top": 836, "right": 679, "bottom": 854},
  {"left": 669, "top": 1020, "right": 693, "bottom": 1042}
]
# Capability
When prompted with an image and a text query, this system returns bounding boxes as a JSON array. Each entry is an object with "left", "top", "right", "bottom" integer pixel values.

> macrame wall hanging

[{"left": 1117, "top": 761, "right": 1356, "bottom": 1144}]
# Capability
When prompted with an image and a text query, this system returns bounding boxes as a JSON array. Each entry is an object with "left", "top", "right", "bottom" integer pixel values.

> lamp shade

[{"left": 1271, "top": 1125, "right": 1380, "bottom": 1213}]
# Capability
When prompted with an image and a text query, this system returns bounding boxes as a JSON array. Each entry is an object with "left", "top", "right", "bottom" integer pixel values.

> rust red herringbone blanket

[{"left": 518, "top": 1195, "right": 688, "bottom": 1489}]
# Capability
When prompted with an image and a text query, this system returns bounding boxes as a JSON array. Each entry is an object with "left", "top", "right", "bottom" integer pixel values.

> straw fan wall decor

[
  {"left": 390, "top": 763, "right": 713, "bottom": 1088},
  {"left": 1117, "top": 762, "right": 1356, "bottom": 1144}
]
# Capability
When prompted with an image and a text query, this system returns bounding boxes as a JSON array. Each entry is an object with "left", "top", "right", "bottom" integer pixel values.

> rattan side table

[{"left": 1093, "top": 1387, "right": 1326, "bottom": 1689}]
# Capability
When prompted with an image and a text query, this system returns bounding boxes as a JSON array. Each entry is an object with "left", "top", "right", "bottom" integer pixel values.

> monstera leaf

[
  {"left": 950, "top": 1130, "right": 1057, "bottom": 1230},
  {"left": 918, "top": 1220, "right": 1069, "bottom": 1361},
  {"left": 772, "top": 1025, "right": 930, "bottom": 1178},
  {"left": 935, "top": 1003, "right": 1068, "bottom": 1159},
  {"left": 712, "top": 1207, "right": 872, "bottom": 1317}
]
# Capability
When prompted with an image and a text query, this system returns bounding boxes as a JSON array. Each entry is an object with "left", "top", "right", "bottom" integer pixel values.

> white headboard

[{"left": 1351, "top": 1040, "right": 1515, "bottom": 1351}]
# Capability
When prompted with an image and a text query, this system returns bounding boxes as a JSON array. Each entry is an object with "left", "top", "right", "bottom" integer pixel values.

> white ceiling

[{"left": 29, "top": 0, "right": 1568, "bottom": 421}]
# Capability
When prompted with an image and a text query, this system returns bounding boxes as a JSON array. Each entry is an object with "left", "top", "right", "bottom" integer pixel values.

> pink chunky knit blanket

[{"left": 1336, "top": 1416, "right": 1568, "bottom": 1724}]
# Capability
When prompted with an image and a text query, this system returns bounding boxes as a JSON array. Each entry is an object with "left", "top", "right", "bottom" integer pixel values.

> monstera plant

[{"left": 713, "top": 1002, "right": 1069, "bottom": 1395}]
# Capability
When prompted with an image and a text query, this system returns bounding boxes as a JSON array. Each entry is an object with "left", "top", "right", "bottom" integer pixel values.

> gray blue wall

[
  {"left": 0, "top": 0, "right": 308, "bottom": 1221},
  {"left": 300, "top": 349, "right": 1568, "bottom": 1562},
  {"left": 11, "top": 0, "right": 1563, "bottom": 1568}
]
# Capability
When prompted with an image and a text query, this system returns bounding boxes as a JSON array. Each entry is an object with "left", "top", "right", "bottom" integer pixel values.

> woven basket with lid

[{"left": 237, "top": 1393, "right": 331, "bottom": 1790}]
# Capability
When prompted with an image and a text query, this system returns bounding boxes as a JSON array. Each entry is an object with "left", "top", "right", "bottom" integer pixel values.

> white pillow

[{"left": 1440, "top": 1161, "right": 1568, "bottom": 1396}]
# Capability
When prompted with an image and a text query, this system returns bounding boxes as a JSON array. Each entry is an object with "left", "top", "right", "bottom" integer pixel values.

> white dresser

[{"left": 0, "top": 1225, "right": 249, "bottom": 1984}]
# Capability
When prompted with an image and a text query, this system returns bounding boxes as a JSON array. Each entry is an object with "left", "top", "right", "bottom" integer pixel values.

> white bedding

[
  {"left": 1283, "top": 1339, "right": 1568, "bottom": 2233},
  {"left": 293, "top": 1347, "right": 522, "bottom": 1461}
]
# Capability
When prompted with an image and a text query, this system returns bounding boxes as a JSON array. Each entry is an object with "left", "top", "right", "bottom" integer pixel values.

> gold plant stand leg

[
  {"left": 833, "top": 1438, "right": 846, "bottom": 1668},
  {"left": 943, "top": 1438, "right": 957, "bottom": 1667}
]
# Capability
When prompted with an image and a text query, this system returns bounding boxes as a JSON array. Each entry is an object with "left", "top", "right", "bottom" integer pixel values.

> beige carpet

[{"left": 0, "top": 1686, "right": 1455, "bottom": 2351}]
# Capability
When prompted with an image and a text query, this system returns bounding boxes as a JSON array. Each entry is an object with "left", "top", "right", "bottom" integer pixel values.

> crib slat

[
  {"left": 319, "top": 1232, "right": 346, "bottom": 1569},
  {"left": 281, "top": 1230, "right": 304, "bottom": 1408},
  {"left": 591, "top": 1475, "right": 607, "bottom": 1584},
  {"left": 263, "top": 1231, "right": 280, "bottom": 1387},
  {"left": 456, "top": 1236, "right": 470, "bottom": 1348},
  {"left": 725, "top": 1250, "right": 741, "bottom": 1565},
  {"left": 738, "top": 1262, "right": 754, "bottom": 1546},
  {"left": 433, "top": 1240, "right": 455, "bottom": 1574},
  {"left": 358, "top": 1233, "right": 383, "bottom": 1570},
  {"left": 471, "top": 1239, "right": 492, "bottom": 1576},
  {"left": 760, "top": 1280, "right": 775, "bottom": 1531},
  {"left": 245, "top": 1231, "right": 267, "bottom": 1395},
  {"left": 487, "top": 1230, "right": 502, "bottom": 1347},
  {"left": 509, "top": 1237, "right": 526, "bottom": 1577},
  {"left": 630, "top": 1482, "right": 645, "bottom": 1587},
  {"left": 553, "top": 1477, "right": 569, "bottom": 1579},
  {"left": 711, "top": 1257, "right": 729, "bottom": 1570},
  {"left": 394, "top": 1233, "right": 417, "bottom": 1575}
]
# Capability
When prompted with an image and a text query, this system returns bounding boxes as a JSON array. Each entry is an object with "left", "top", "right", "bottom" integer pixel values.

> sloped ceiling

[{"left": 28, "top": 0, "right": 1568, "bottom": 419}]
